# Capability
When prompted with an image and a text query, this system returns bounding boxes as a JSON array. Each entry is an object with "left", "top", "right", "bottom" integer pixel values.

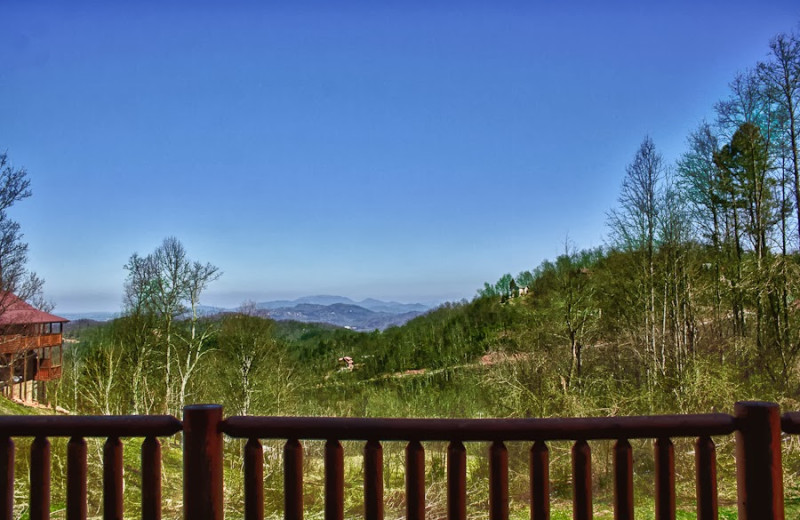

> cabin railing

[
  {"left": 0, "top": 401, "right": 793, "bottom": 520},
  {"left": 0, "top": 415, "right": 182, "bottom": 520},
  {"left": 0, "top": 334, "right": 62, "bottom": 354}
]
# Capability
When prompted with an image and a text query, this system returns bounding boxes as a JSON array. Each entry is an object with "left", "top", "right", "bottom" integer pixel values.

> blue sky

[{"left": 2, "top": 1, "right": 799, "bottom": 313}]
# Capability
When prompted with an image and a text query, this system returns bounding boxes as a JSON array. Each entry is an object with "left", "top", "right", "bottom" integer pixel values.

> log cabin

[{"left": 0, "top": 292, "right": 67, "bottom": 403}]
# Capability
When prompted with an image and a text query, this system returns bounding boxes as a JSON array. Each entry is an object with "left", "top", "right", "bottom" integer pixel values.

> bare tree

[
  {"left": 759, "top": 32, "right": 800, "bottom": 247},
  {"left": 678, "top": 123, "right": 726, "bottom": 335},
  {"left": 607, "top": 136, "right": 666, "bottom": 388},
  {"left": 0, "top": 152, "right": 53, "bottom": 401},
  {"left": 176, "top": 260, "right": 221, "bottom": 411},
  {"left": 217, "top": 303, "right": 277, "bottom": 416},
  {"left": 0, "top": 152, "right": 47, "bottom": 311},
  {"left": 553, "top": 245, "right": 600, "bottom": 389},
  {"left": 123, "top": 237, "right": 221, "bottom": 415},
  {"left": 81, "top": 342, "right": 124, "bottom": 415}
]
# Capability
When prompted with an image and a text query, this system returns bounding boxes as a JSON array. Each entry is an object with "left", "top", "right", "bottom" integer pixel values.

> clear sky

[{"left": 2, "top": 1, "right": 799, "bottom": 313}]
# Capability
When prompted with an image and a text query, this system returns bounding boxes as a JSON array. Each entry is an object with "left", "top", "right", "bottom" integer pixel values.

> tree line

[{"left": 475, "top": 29, "right": 800, "bottom": 411}]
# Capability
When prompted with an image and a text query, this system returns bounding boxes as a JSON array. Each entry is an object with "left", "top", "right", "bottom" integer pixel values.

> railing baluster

[
  {"left": 614, "top": 439, "right": 633, "bottom": 520},
  {"left": 284, "top": 439, "right": 303, "bottom": 520},
  {"left": 142, "top": 436, "right": 162, "bottom": 520},
  {"left": 245, "top": 438, "right": 264, "bottom": 520},
  {"left": 0, "top": 437, "right": 13, "bottom": 520},
  {"left": 530, "top": 441, "right": 549, "bottom": 520},
  {"left": 572, "top": 440, "right": 592, "bottom": 520},
  {"left": 490, "top": 441, "right": 508, "bottom": 520},
  {"left": 103, "top": 436, "right": 123, "bottom": 520},
  {"left": 447, "top": 440, "right": 466, "bottom": 520},
  {"left": 655, "top": 437, "right": 675, "bottom": 520},
  {"left": 324, "top": 440, "right": 343, "bottom": 520},
  {"left": 406, "top": 440, "right": 425, "bottom": 520},
  {"left": 67, "top": 436, "right": 87, "bottom": 520},
  {"left": 695, "top": 436, "right": 717, "bottom": 520},
  {"left": 364, "top": 440, "right": 383, "bottom": 520},
  {"left": 30, "top": 436, "right": 50, "bottom": 520}
]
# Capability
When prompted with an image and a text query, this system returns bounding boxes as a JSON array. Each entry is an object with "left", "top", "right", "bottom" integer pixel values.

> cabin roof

[{"left": 0, "top": 292, "right": 68, "bottom": 325}]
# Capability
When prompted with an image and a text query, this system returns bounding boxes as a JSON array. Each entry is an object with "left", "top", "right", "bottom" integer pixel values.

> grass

[{"left": 0, "top": 396, "right": 51, "bottom": 416}]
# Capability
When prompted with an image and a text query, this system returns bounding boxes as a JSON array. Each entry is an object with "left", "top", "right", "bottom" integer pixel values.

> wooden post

[
  {"left": 67, "top": 436, "right": 87, "bottom": 520},
  {"left": 0, "top": 437, "right": 13, "bottom": 520},
  {"left": 405, "top": 440, "right": 425, "bottom": 520},
  {"left": 103, "top": 437, "right": 123, "bottom": 520},
  {"left": 572, "top": 440, "right": 592, "bottom": 520},
  {"left": 325, "top": 440, "right": 343, "bottom": 520},
  {"left": 614, "top": 439, "right": 634, "bottom": 520},
  {"left": 245, "top": 438, "right": 264, "bottom": 520},
  {"left": 285, "top": 439, "right": 304, "bottom": 520},
  {"left": 364, "top": 440, "right": 383, "bottom": 520},
  {"left": 447, "top": 441, "right": 466, "bottom": 520},
  {"left": 735, "top": 401, "right": 784, "bottom": 520},
  {"left": 530, "top": 441, "right": 549, "bottom": 520},
  {"left": 489, "top": 441, "right": 508, "bottom": 520},
  {"left": 654, "top": 438, "right": 675, "bottom": 520},
  {"left": 22, "top": 354, "right": 26, "bottom": 403},
  {"left": 7, "top": 355, "right": 13, "bottom": 400},
  {"left": 30, "top": 437, "right": 50, "bottom": 520},
  {"left": 142, "top": 437, "right": 162, "bottom": 520},
  {"left": 183, "top": 405, "right": 223, "bottom": 520},
  {"left": 695, "top": 436, "right": 718, "bottom": 520}
]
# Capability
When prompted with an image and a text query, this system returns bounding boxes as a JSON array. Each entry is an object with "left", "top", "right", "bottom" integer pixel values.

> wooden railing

[
  {"left": 0, "top": 415, "right": 182, "bottom": 520},
  {"left": 0, "top": 334, "right": 62, "bottom": 354},
  {"left": 0, "top": 401, "right": 793, "bottom": 520}
]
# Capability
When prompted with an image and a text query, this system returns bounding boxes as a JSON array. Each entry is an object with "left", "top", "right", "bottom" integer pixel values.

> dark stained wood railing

[
  {"left": 0, "top": 415, "right": 182, "bottom": 520},
  {"left": 0, "top": 401, "right": 795, "bottom": 520},
  {"left": 220, "top": 412, "right": 741, "bottom": 520}
]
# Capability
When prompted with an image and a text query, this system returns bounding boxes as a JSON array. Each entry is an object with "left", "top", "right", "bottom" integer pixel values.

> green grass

[{"left": 0, "top": 396, "right": 50, "bottom": 416}]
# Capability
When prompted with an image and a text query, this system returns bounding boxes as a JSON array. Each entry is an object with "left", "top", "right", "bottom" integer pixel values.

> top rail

[
  {"left": 221, "top": 412, "right": 737, "bottom": 441},
  {"left": 0, "top": 415, "right": 182, "bottom": 437}
]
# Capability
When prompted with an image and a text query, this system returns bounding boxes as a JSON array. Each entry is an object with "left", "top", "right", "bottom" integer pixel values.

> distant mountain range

[
  {"left": 263, "top": 302, "right": 424, "bottom": 331},
  {"left": 254, "top": 295, "right": 429, "bottom": 315},
  {"left": 59, "top": 296, "right": 433, "bottom": 331},
  {"left": 60, "top": 311, "right": 119, "bottom": 322}
]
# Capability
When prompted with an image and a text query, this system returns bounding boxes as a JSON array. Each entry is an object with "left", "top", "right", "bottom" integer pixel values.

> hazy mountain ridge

[
  {"left": 60, "top": 296, "right": 431, "bottom": 330},
  {"left": 265, "top": 302, "right": 424, "bottom": 331},
  {"left": 60, "top": 311, "right": 119, "bottom": 322},
  {"left": 255, "top": 295, "right": 429, "bottom": 314}
]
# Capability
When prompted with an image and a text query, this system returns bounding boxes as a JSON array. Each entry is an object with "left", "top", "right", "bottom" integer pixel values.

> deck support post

[
  {"left": 735, "top": 401, "right": 784, "bottom": 520},
  {"left": 183, "top": 405, "right": 223, "bottom": 520}
]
